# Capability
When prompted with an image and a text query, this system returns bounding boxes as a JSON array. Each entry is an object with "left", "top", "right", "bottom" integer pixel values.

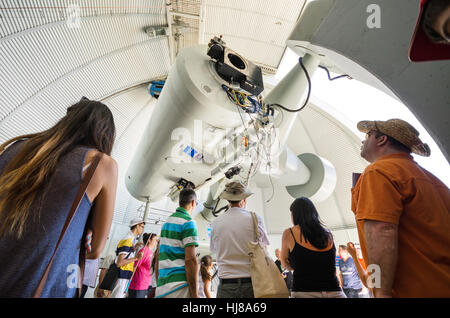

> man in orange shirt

[{"left": 351, "top": 118, "right": 450, "bottom": 298}]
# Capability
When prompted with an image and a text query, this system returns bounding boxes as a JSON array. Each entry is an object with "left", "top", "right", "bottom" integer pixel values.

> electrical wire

[
  {"left": 232, "top": 103, "right": 264, "bottom": 181},
  {"left": 266, "top": 171, "right": 275, "bottom": 203},
  {"left": 222, "top": 84, "right": 261, "bottom": 114},
  {"left": 224, "top": 81, "right": 278, "bottom": 194},
  {"left": 318, "top": 65, "right": 352, "bottom": 81},
  {"left": 222, "top": 57, "right": 349, "bottom": 203},
  {"left": 266, "top": 57, "right": 311, "bottom": 113}
]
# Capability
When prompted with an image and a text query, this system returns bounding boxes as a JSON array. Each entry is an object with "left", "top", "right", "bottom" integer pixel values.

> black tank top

[{"left": 288, "top": 228, "right": 341, "bottom": 292}]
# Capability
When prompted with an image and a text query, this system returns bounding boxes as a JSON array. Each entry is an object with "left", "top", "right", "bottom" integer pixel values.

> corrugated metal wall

[
  {"left": 203, "top": 0, "right": 306, "bottom": 74},
  {"left": 0, "top": 5, "right": 169, "bottom": 142},
  {"left": 0, "top": 0, "right": 166, "bottom": 37}
]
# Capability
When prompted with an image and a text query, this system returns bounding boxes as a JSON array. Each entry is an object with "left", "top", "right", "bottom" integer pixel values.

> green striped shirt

[{"left": 155, "top": 207, "right": 198, "bottom": 298}]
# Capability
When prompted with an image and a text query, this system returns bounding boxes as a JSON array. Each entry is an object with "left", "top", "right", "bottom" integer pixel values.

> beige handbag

[{"left": 248, "top": 212, "right": 290, "bottom": 298}]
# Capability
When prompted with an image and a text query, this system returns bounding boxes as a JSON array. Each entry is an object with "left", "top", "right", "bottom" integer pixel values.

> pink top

[{"left": 129, "top": 246, "right": 153, "bottom": 291}]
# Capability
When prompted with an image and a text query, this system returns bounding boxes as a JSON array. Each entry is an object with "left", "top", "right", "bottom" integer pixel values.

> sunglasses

[{"left": 365, "top": 130, "right": 381, "bottom": 140}]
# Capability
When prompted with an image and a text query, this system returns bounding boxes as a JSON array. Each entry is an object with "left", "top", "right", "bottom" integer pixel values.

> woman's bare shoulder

[
  {"left": 83, "top": 150, "right": 118, "bottom": 184},
  {"left": 85, "top": 150, "right": 117, "bottom": 168}
]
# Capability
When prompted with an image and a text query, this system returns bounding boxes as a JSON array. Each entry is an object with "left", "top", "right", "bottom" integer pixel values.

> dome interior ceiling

[{"left": 0, "top": 0, "right": 366, "bottom": 248}]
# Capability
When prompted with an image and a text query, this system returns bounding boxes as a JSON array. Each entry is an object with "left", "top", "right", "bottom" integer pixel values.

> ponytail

[{"left": 200, "top": 255, "right": 213, "bottom": 281}]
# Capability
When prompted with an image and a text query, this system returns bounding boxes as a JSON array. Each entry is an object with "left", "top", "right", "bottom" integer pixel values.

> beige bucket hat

[
  {"left": 220, "top": 181, "right": 253, "bottom": 201},
  {"left": 357, "top": 118, "right": 431, "bottom": 157}
]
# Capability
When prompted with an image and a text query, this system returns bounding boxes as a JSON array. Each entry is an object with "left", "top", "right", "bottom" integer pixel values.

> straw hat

[
  {"left": 220, "top": 181, "right": 253, "bottom": 201},
  {"left": 357, "top": 118, "right": 431, "bottom": 157}
]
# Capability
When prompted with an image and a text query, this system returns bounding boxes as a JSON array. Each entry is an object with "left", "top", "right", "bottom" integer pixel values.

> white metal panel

[
  {"left": 203, "top": 0, "right": 305, "bottom": 69},
  {"left": 0, "top": 0, "right": 167, "bottom": 38},
  {"left": 0, "top": 13, "right": 170, "bottom": 142},
  {"left": 171, "top": 0, "right": 201, "bottom": 16},
  {"left": 0, "top": 38, "right": 170, "bottom": 142},
  {"left": 0, "top": 13, "right": 167, "bottom": 122}
]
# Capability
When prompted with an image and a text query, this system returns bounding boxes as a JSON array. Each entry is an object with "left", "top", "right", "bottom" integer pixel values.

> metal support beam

[
  {"left": 165, "top": 0, "right": 175, "bottom": 64},
  {"left": 198, "top": 0, "right": 206, "bottom": 44},
  {"left": 143, "top": 197, "right": 151, "bottom": 223}
]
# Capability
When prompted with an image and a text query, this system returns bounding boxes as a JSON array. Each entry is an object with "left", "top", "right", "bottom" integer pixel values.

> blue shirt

[
  {"left": 0, "top": 142, "right": 93, "bottom": 297},
  {"left": 339, "top": 257, "right": 362, "bottom": 289}
]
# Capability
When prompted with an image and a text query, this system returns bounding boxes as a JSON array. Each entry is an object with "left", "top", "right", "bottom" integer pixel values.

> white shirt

[
  {"left": 210, "top": 207, "right": 270, "bottom": 279},
  {"left": 82, "top": 258, "right": 99, "bottom": 287},
  {"left": 198, "top": 268, "right": 213, "bottom": 298}
]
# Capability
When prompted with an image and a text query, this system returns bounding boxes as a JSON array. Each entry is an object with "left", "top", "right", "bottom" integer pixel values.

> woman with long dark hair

[
  {"left": 280, "top": 197, "right": 346, "bottom": 298},
  {"left": 0, "top": 98, "right": 118, "bottom": 297}
]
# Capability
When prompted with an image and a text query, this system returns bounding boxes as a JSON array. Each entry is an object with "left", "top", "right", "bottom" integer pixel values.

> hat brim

[
  {"left": 220, "top": 191, "right": 253, "bottom": 201},
  {"left": 408, "top": 3, "right": 450, "bottom": 62},
  {"left": 357, "top": 120, "right": 376, "bottom": 134},
  {"left": 129, "top": 221, "right": 145, "bottom": 228},
  {"left": 410, "top": 143, "right": 431, "bottom": 157}
]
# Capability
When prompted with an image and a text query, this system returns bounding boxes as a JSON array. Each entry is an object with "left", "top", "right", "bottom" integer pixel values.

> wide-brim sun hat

[
  {"left": 220, "top": 181, "right": 253, "bottom": 201},
  {"left": 129, "top": 218, "right": 145, "bottom": 228},
  {"left": 408, "top": 0, "right": 450, "bottom": 62},
  {"left": 357, "top": 118, "right": 431, "bottom": 157}
]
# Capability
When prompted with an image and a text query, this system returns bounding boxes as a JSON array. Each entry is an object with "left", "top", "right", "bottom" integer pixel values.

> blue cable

[{"left": 318, "top": 65, "right": 351, "bottom": 81}]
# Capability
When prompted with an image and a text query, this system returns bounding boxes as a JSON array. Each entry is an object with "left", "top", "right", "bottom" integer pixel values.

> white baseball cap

[{"left": 129, "top": 218, "right": 145, "bottom": 228}]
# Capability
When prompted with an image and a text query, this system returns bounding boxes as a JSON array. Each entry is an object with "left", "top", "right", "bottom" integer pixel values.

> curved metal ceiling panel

[
  {"left": 203, "top": 0, "right": 305, "bottom": 71},
  {"left": 0, "top": 0, "right": 166, "bottom": 38},
  {"left": 0, "top": 11, "right": 170, "bottom": 143},
  {"left": 0, "top": 37, "right": 170, "bottom": 142}
]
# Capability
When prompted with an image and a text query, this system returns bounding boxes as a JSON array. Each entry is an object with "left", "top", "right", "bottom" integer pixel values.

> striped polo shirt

[
  {"left": 116, "top": 231, "right": 136, "bottom": 279},
  {"left": 156, "top": 207, "right": 198, "bottom": 298}
]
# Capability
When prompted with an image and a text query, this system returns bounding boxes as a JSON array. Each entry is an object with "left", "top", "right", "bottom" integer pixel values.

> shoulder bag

[
  {"left": 248, "top": 212, "right": 290, "bottom": 298},
  {"left": 99, "top": 249, "right": 133, "bottom": 291}
]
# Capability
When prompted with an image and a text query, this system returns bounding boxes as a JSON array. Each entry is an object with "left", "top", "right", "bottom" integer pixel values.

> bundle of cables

[{"left": 221, "top": 84, "right": 262, "bottom": 114}]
